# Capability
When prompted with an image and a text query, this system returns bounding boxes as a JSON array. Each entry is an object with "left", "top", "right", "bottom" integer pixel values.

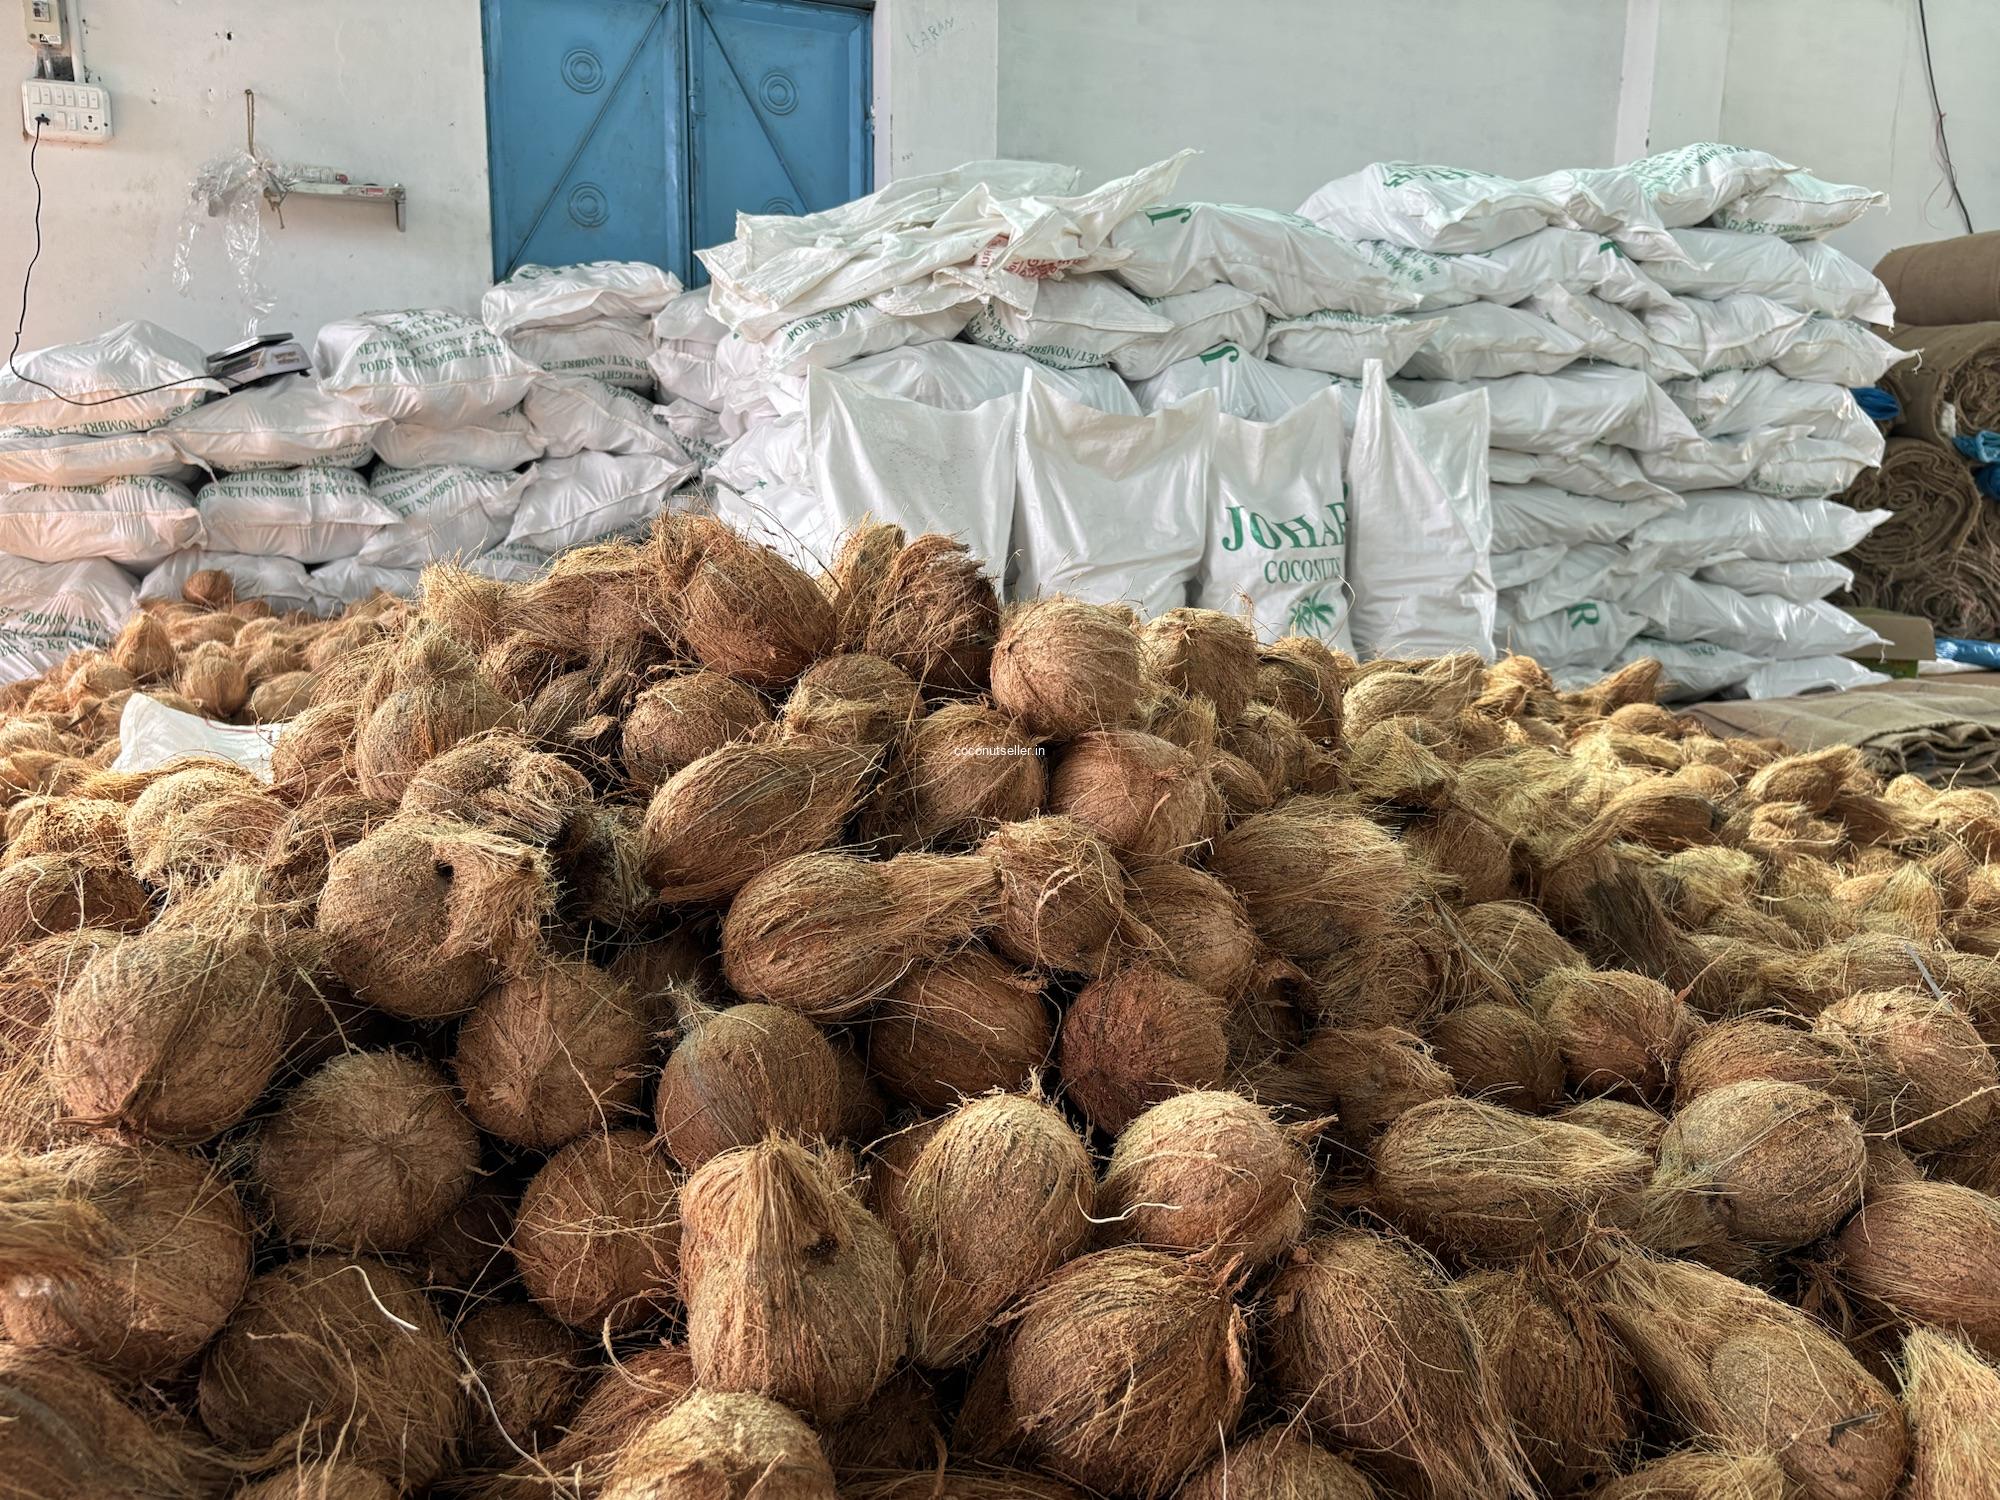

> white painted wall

[
  {"left": 3, "top": 0, "right": 492, "bottom": 353},
  {"left": 871, "top": 0, "right": 998, "bottom": 182},
  {"left": 994, "top": 0, "right": 1632, "bottom": 212}
]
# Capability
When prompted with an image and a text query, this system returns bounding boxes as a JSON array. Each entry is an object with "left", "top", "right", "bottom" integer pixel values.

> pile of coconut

[{"left": 1, "top": 514, "right": 1999, "bottom": 1500}]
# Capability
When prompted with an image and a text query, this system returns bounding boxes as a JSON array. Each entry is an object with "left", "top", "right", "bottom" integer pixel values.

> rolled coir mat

[
  {"left": 1882, "top": 322, "right": 2000, "bottom": 445},
  {"left": 1837, "top": 437, "right": 1983, "bottom": 585},
  {"left": 1876, "top": 231, "right": 2000, "bottom": 327}
]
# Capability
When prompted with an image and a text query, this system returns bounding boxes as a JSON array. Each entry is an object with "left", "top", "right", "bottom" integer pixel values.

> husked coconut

[
  {"left": 1833, "top": 1180, "right": 2000, "bottom": 1361},
  {"left": 0, "top": 852, "right": 150, "bottom": 948},
  {"left": 622, "top": 671, "right": 772, "bottom": 791},
  {"left": 856, "top": 533, "right": 1000, "bottom": 695},
  {"left": 0, "top": 1345, "right": 225, "bottom": 1500},
  {"left": 1815, "top": 989, "right": 1999, "bottom": 1150},
  {"left": 781, "top": 653, "right": 921, "bottom": 750},
  {"left": 513, "top": 1131, "right": 681, "bottom": 1331},
  {"left": 1049, "top": 730, "right": 1220, "bottom": 866},
  {"left": 980, "top": 815, "right": 1126, "bottom": 975},
  {"left": 1138, "top": 609, "right": 1258, "bottom": 726},
  {"left": 869, "top": 951, "right": 1053, "bottom": 1111},
  {"left": 895, "top": 703, "right": 1046, "bottom": 845},
  {"left": 517, "top": 1343, "right": 696, "bottom": 1496},
  {"left": 654, "top": 1001, "right": 845, "bottom": 1169},
  {"left": 399, "top": 730, "right": 594, "bottom": 843},
  {"left": 603, "top": 1389, "right": 836, "bottom": 1500},
  {"left": 1898, "top": 1328, "right": 2000, "bottom": 1500},
  {"left": 1533, "top": 968, "right": 1703, "bottom": 1104},
  {"left": 1426, "top": 1002, "right": 1565, "bottom": 1112},
  {"left": 1175, "top": 1429, "right": 1377, "bottom": 1500},
  {"left": 990, "top": 598, "right": 1145, "bottom": 740},
  {"left": 234, "top": 1460, "right": 398, "bottom": 1500},
  {"left": 1210, "top": 808, "right": 1413, "bottom": 960},
  {"left": 457, "top": 1301, "right": 586, "bottom": 1464},
  {"left": 1592, "top": 1448, "right": 1788, "bottom": 1500},
  {"left": 1125, "top": 862, "right": 1260, "bottom": 1001},
  {"left": 1059, "top": 964, "right": 1229, "bottom": 1134},
  {"left": 656, "top": 513, "right": 837, "bottom": 687}
]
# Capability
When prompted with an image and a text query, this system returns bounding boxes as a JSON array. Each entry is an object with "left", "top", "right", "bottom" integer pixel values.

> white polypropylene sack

[
  {"left": 1771, "top": 318, "right": 1910, "bottom": 386},
  {"left": 1666, "top": 368, "right": 1868, "bottom": 441},
  {"left": 1492, "top": 545, "right": 1568, "bottom": 592},
  {"left": 1746, "top": 436, "right": 1882, "bottom": 499},
  {"left": 1263, "top": 309, "right": 1442, "bottom": 379},
  {"left": 1505, "top": 543, "right": 1653, "bottom": 622},
  {"left": 373, "top": 408, "right": 545, "bottom": 472},
  {"left": 1699, "top": 555, "right": 1854, "bottom": 602},
  {"left": 649, "top": 348, "right": 729, "bottom": 412},
  {"left": 1631, "top": 492, "right": 1891, "bottom": 566},
  {"left": 1347, "top": 362, "right": 1493, "bottom": 658},
  {"left": 1347, "top": 228, "right": 1607, "bottom": 315},
  {"left": 1659, "top": 293, "right": 1812, "bottom": 375},
  {"left": 0, "top": 477, "right": 203, "bottom": 566},
  {"left": 1495, "top": 596, "right": 1643, "bottom": 671},
  {"left": 1612, "top": 637, "right": 1757, "bottom": 701},
  {"left": 357, "top": 464, "right": 535, "bottom": 569},
  {"left": 1524, "top": 286, "right": 1697, "bottom": 382},
  {"left": 1638, "top": 427, "right": 1810, "bottom": 491},
  {"left": 1792, "top": 241, "right": 1896, "bottom": 323},
  {"left": 1298, "top": 163, "right": 1558, "bottom": 253},
  {"left": 1711, "top": 172, "right": 1886, "bottom": 239},
  {"left": 1743, "top": 655, "right": 1888, "bottom": 699},
  {"left": 163, "top": 374, "right": 385, "bottom": 472},
  {"left": 481, "top": 260, "right": 683, "bottom": 335},
  {"left": 308, "top": 556, "right": 423, "bottom": 609},
  {"left": 506, "top": 451, "right": 687, "bottom": 554},
  {"left": 964, "top": 274, "right": 1172, "bottom": 370},
  {"left": 1490, "top": 482, "right": 1674, "bottom": 551},
  {"left": 1396, "top": 365, "right": 1699, "bottom": 455},
  {"left": 523, "top": 376, "right": 693, "bottom": 464},
  {"left": 1106, "top": 202, "right": 1415, "bottom": 315},
  {"left": 1628, "top": 143, "right": 1797, "bottom": 229},
  {"left": 659, "top": 398, "right": 728, "bottom": 467},
  {"left": 709, "top": 482, "right": 836, "bottom": 574},
  {"left": 746, "top": 298, "right": 972, "bottom": 382},
  {"left": 805, "top": 368, "right": 1014, "bottom": 570},
  {"left": 1202, "top": 386, "right": 1351, "bottom": 649},
  {"left": 1623, "top": 572, "right": 1881, "bottom": 658},
  {"left": 111, "top": 692, "right": 285, "bottom": 778},
  {"left": 463, "top": 540, "right": 554, "bottom": 583},
  {"left": 1529, "top": 165, "right": 1684, "bottom": 262},
  {"left": 508, "top": 318, "right": 657, "bottom": 391},
  {"left": 1111, "top": 285, "right": 1269, "bottom": 381},
  {"left": 139, "top": 549, "right": 318, "bottom": 616},
  {"left": 0, "top": 430, "right": 194, "bottom": 488},
  {"left": 0, "top": 321, "right": 224, "bottom": 437},
  {"left": 1011, "top": 379, "right": 1214, "bottom": 614},
  {"left": 707, "top": 414, "right": 810, "bottom": 495},
  {"left": 1651, "top": 229, "right": 1811, "bottom": 302},
  {"left": 0, "top": 555, "right": 138, "bottom": 683},
  {"left": 315, "top": 309, "right": 540, "bottom": 426},
  {"left": 655, "top": 288, "right": 728, "bottom": 347},
  {"left": 1399, "top": 301, "right": 1587, "bottom": 381},
  {"left": 835, "top": 341, "right": 1141, "bottom": 415},
  {"left": 1133, "top": 345, "right": 1330, "bottom": 421},
  {"left": 194, "top": 467, "right": 394, "bottom": 563},
  {"left": 1487, "top": 445, "right": 1679, "bottom": 505}
]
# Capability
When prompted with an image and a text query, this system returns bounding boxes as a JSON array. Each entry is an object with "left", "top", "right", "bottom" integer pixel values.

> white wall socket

[{"left": 21, "top": 78, "right": 109, "bottom": 142}]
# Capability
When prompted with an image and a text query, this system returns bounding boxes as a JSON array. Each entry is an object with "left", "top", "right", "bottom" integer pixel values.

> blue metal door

[
  {"left": 686, "top": 0, "right": 872, "bottom": 274},
  {"left": 482, "top": 0, "right": 871, "bottom": 285}
]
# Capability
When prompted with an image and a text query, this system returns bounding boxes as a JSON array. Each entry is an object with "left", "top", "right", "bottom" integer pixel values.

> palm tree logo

[{"left": 1288, "top": 590, "right": 1340, "bottom": 638}]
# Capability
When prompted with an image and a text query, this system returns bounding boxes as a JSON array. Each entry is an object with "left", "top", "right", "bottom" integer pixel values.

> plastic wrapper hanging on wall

[
  {"left": 172, "top": 151, "right": 276, "bottom": 335},
  {"left": 1346, "top": 360, "right": 1495, "bottom": 659},
  {"left": 1202, "top": 385, "right": 1352, "bottom": 651}
]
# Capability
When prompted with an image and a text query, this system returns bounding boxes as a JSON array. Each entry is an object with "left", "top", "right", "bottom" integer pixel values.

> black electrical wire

[
  {"left": 1915, "top": 0, "right": 1976, "bottom": 235},
  {"left": 7, "top": 115, "right": 210, "bottom": 409}
]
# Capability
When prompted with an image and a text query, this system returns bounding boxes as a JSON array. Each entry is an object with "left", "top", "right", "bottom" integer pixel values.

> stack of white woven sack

[{"left": 0, "top": 265, "right": 699, "bottom": 682}]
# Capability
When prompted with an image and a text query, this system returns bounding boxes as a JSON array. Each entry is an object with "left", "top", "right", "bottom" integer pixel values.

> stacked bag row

[{"left": 0, "top": 262, "right": 704, "bottom": 685}]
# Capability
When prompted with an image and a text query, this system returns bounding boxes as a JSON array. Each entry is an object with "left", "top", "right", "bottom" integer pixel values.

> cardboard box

[{"left": 1843, "top": 609, "right": 1935, "bottom": 680}]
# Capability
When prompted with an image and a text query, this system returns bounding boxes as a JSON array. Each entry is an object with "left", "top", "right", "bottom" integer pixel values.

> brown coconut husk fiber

[
  {"left": 817, "top": 1366, "right": 945, "bottom": 1479},
  {"left": 1048, "top": 728, "right": 1220, "bottom": 865},
  {"left": 1831, "top": 1180, "right": 2000, "bottom": 1361},
  {"left": 1138, "top": 608, "right": 1258, "bottom": 726},
  {"left": 603, "top": 1389, "right": 837, "bottom": 1500},
  {"left": 453, "top": 954, "right": 648, "bottom": 1148},
  {"left": 622, "top": 670, "right": 771, "bottom": 792},
  {"left": 654, "top": 1000, "right": 845, "bottom": 1169},
  {"left": 1646, "top": 1080, "right": 1865, "bottom": 1264},
  {"left": 897, "top": 1092, "right": 1095, "bottom": 1369},
  {"left": 1813, "top": 989, "right": 2000, "bottom": 1151},
  {"left": 1459, "top": 1263, "right": 1639, "bottom": 1494},
  {"left": 782, "top": 652, "right": 922, "bottom": 750},
  {"left": 1263, "top": 1229, "right": 1530, "bottom": 1500},
  {"left": 869, "top": 951, "right": 1053, "bottom": 1111},
  {"left": 1371, "top": 1097, "right": 1649, "bottom": 1261},
  {"left": 852, "top": 533, "right": 1000, "bottom": 696},
  {"left": 2, "top": 795, "right": 124, "bottom": 866},
  {"left": 0, "top": 851, "right": 149, "bottom": 948},
  {"left": 456, "top": 1301, "right": 586, "bottom": 1465},
  {"left": 399, "top": 729, "right": 594, "bottom": 844},
  {"left": 109, "top": 611, "right": 175, "bottom": 681},
  {"left": 639, "top": 739, "right": 874, "bottom": 904},
  {"left": 1059, "top": 963, "right": 1229, "bottom": 1134},
  {"left": 0, "top": 1140, "right": 251, "bottom": 1377},
  {"left": 990, "top": 598, "right": 1146, "bottom": 741},
  {"left": 843, "top": 1467, "right": 1086, "bottom": 1500},
  {"left": 658, "top": 513, "right": 837, "bottom": 687},
  {"left": 317, "top": 816, "right": 552, "bottom": 1020},
  {"left": 1124, "top": 860, "right": 1259, "bottom": 1000},
  {"left": 352, "top": 675, "right": 519, "bottom": 803},
  {"left": 1591, "top": 1447, "right": 1788, "bottom": 1500},
  {"left": 1898, "top": 1329, "right": 2000, "bottom": 1500},
  {"left": 505, "top": 1342, "right": 695, "bottom": 1497},
  {"left": 513, "top": 1129, "right": 680, "bottom": 1332},
  {"left": 719, "top": 850, "right": 1000, "bottom": 1021},
  {"left": 126, "top": 766, "right": 287, "bottom": 888},
  {"left": 254, "top": 1051, "right": 478, "bottom": 1253},
  {"left": 270, "top": 699, "right": 363, "bottom": 803},
  {"left": 1593, "top": 1250, "right": 1907, "bottom": 1500},
  {"left": 1210, "top": 807, "right": 1412, "bottom": 960},
  {"left": 48, "top": 925, "right": 286, "bottom": 1140},
  {"left": 175, "top": 639, "right": 249, "bottom": 718},
  {"left": 1175, "top": 1428, "right": 1378, "bottom": 1500},
  {"left": 1532, "top": 968, "right": 1703, "bottom": 1104},
  {"left": 1247, "top": 1025, "right": 1454, "bottom": 1150},
  {"left": 197, "top": 1254, "right": 464, "bottom": 1488},
  {"left": 1143, "top": 684, "right": 1220, "bottom": 763},
  {"left": 258, "top": 792, "right": 393, "bottom": 910},
  {"left": 1098, "top": 1089, "right": 1311, "bottom": 1272},
  {"left": 1673, "top": 1017, "right": 1869, "bottom": 1108},
  {"left": 235, "top": 1459, "right": 399, "bottom": 1500},
  {"left": 1426, "top": 1001, "right": 1566, "bottom": 1111},
  {"left": 893, "top": 702, "right": 1046, "bottom": 846},
  {"left": 993, "top": 1247, "right": 1248, "bottom": 1498},
  {"left": 0, "top": 1345, "right": 226, "bottom": 1500},
  {"left": 680, "top": 1137, "right": 908, "bottom": 1422},
  {"left": 1255, "top": 635, "right": 1347, "bottom": 742},
  {"left": 980, "top": 815, "right": 1127, "bottom": 976}
]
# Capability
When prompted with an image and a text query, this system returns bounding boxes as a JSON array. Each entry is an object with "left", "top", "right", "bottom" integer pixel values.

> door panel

[
  {"left": 686, "top": 0, "right": 872, "bottom": 274},
  {"left": 481, "top": 0, "right": 686, "bottom": 280}
]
